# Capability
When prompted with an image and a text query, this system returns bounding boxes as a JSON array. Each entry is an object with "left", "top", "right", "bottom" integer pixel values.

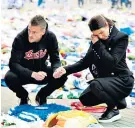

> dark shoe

[
  {"left": 35, "top": 94, "right": 46, "bottom": 105},
  {"left": 20, "top": 98, "right": 29, "bottom": 105},
  {"left": 7, "top": 5, "right": 14, "bottom": 9},
  {"left": 117, "top": 99, "right": 127, "bottom": 109},
  {"left": 98, "top": 109, "right": 121, "bottom": 123},
  {"left": 100, "top": 107, "right": 112, "bottom": 118}
]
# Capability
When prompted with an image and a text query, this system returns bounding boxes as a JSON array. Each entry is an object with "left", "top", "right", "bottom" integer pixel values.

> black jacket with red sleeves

[
  {"left": 9, "top": 27, "right": 60, "bottom": 79},
  {"left": 65, "top": 26, "right": 133, "bottom": 78}
]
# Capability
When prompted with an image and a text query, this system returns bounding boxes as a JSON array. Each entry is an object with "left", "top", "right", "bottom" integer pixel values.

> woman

[{"left": 53, "top": 15, "right": 134, "bottom": 123}]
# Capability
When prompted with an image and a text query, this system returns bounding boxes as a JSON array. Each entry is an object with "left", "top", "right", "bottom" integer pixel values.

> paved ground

[{"left": 1, "top": 86, "right": 135, "bottom": 127}]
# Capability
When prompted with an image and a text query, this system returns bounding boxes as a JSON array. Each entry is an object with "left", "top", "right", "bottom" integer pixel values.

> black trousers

[
  {"left": 5, "top": 67, "right": 67, "bottom": 99},
  {"left": 79, "top": 76, "right": 134, "bottom": 109}
]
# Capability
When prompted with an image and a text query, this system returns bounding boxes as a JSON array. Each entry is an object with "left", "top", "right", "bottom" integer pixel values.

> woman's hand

[
  {"left": 53, "top": 67, "right": 66, "bottom": 79},
  {"left": 91, "top": 34, "right": 99, "bottom": 44}
]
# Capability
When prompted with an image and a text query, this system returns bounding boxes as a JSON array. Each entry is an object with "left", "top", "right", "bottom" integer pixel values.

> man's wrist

[{"left": 31, "top": 72, "right": 36, "bottom": 78}]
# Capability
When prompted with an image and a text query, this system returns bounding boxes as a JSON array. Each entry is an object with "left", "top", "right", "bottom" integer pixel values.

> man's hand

[
  {"left": 31, "top": 71, "right": 47, "bottom": 81},
  {"left": 53, "top": 67, "right": 66, "bottom": 79},
  {"left": 91, "top": 35, "right": 99, "bottom": 44}
]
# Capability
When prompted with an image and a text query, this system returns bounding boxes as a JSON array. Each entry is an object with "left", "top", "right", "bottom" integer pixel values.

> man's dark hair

[
  {"left": 30, "top": 15, "right": 47, "bottom": 30},
  {"left": 88, "top": 15, "right": 114, "bottom": 31}
]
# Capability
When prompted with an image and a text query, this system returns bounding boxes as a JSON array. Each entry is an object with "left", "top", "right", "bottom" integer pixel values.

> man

[
  {"left": 111, "top": 0, "right": 119, "bottom": 8},
  {"left": 53, "top": 15, "right": 134, "bottom": 123},
  {"left": 78, "top": 0, "right": 84, "bottom": 7},
  {"left": 7, "top": 0, "right": 24, "bottom": 9},
  {"left": 5, "top": 15, "right": 67, "bottom": 105}
]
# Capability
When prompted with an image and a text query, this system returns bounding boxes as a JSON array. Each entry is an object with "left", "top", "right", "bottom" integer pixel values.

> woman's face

[{"left": 92, "top": 23, "right": 110, "bottom": 40}]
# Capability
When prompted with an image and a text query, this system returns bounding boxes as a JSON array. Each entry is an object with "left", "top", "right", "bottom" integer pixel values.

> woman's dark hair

[{"left": 88, "top": 15, "right": 114, "bottom": 31}]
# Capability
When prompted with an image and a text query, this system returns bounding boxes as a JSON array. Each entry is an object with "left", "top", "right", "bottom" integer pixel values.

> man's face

[
  {"left": 28, "top": 24, "right": 45, "bottom": 43},
  {"left": 92, "top": 24, "right": 110, "bottom": 40}
]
